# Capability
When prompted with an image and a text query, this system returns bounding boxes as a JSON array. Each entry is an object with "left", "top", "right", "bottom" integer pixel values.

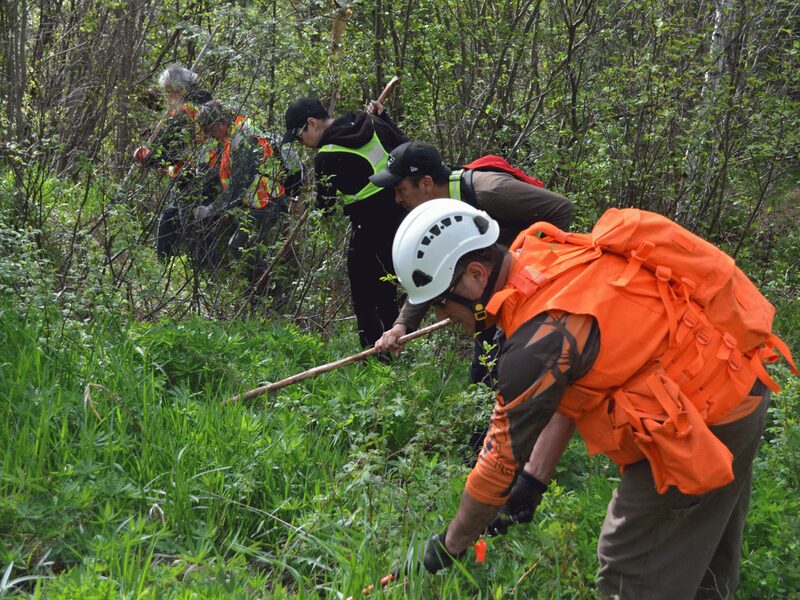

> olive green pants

[{"left": 596, "top": 393, "right": 769, "bottom": 600}]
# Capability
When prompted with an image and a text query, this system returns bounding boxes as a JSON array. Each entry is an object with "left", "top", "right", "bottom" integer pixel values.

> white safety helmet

[{"left": 392, "top": 198, "right": 499, "bottom": 304}]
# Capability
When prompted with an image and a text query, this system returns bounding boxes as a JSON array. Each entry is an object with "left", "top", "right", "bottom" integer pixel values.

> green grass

[{"left": 0, "top": 301, "right": 798, "bottom": 598}]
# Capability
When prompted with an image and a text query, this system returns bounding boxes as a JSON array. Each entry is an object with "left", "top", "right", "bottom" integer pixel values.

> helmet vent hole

[
  {"left": 430, "top": 224, "right": 441, "bottom": 236},
  {"left": 442, "top": 217, "right": 452, "bottom": 227},
  {"left": 412, "top": 269, "right": 433, "bottom": 287},
  {"left": 473, "top": 215, "right": 489, "bottom": 234},
  {"left": 455, "top": 215, "right": 463, "bottom": 222},
  {"left": 421, "top": 236, "right": 431, "bottom": 246},
  {"left": 417, "top": 251, "right": 424, "bottom": 259}
]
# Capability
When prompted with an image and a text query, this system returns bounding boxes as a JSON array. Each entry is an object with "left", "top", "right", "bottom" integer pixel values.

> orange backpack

[
  {"left": 509, "top": 208, "right": 797, "bottom": 387},
  {"left": 489, "top": 208, "right": 798, "bottom": 494}
]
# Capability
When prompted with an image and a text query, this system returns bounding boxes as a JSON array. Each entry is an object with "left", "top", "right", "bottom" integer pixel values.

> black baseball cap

[
  {"left": 282, "top": 97, "right": 329, "bottom": 144},
  {"left": 369, "top": 141, "right": 450, "bottom": 187}
]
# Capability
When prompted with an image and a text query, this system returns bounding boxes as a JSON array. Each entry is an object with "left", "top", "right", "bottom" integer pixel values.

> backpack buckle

[
  {"left": 696, "top": 328, "right": 712, "bottom": 345},
  {"left": 655, "top": 265, "right": 672, "bottom": 282},
  {"left": 723, "top": 332, "right": 738, "bottom": 350},
  {"left": 474, "top": 303, "right": 487, "bottom": 321}
]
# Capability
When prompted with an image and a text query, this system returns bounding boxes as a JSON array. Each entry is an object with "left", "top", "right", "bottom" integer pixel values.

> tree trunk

[
  {"left": 682, "top": 0, "right": 732, "bottom": 227},
  {"left": 2, "top": 0, "right": 28, "bottom": 142},
  {"left": 373, "top": 0, "right": 384, "bottom": 100}
]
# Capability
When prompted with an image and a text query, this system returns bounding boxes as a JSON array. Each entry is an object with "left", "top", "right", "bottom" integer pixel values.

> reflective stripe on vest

[
  {"left": 165, "top": 102, "right": 205, "bottom": 180},
  {"left": 218, "top": 116, "right": 284, "bottom": 209},
  {"left": 448, "top": 170, "right": 463, "bottom": 200},
  {"left": 317, "top": 132, "right": 388, "bottom": 204},
  {"left": 219, "top": 116, "right": 253, "bottom": 190}
]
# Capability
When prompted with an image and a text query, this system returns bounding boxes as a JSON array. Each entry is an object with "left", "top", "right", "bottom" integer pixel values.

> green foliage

[
  {"left": 1, "top": 0, "right": 799, "bottom": 597},
  {"left": 2, "top": 297, "right": 798, "bottom": 598},
  {"left": 739, "top": 376, "right": 800, "bottom": 598},
  {"left": 0, "top": 301, "right": 473, "bottom": 596}
]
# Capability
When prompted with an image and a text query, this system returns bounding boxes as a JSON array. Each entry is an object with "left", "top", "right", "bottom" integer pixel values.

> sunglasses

[
  {"left": 294, "top": 122, "right": 309, "bottom": 141},
  {"left": 431, "top": 262, "right": 470, "bottom": 307},
  {"left": 431, "top": 282, "right": 458, "bottom": 308}
]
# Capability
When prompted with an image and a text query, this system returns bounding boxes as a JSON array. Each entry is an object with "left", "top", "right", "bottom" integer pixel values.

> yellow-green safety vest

[
  {"left": 448, "top": 169, "right": 464, "bottom": 200},
  {"left": 317, "top": 132, "right": 389, "bottom": 204}
]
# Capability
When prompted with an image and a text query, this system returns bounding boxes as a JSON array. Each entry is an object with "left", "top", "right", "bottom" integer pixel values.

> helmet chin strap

[{"left": 443, "top": 247, "right": 503, "bottom": 332}]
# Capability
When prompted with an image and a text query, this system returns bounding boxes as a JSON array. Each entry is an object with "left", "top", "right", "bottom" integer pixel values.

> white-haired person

[{"left": 133, "top": 64, "right": 215, "bottom": 262}]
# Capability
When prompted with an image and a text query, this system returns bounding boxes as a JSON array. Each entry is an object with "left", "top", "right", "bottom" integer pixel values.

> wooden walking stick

[
  {"left": 365, "top": 75, "right": 400, "bottom": 115},
  {"left": 225, "top": 318, "right": 452, "bottom": 405},
  {"left": 375, "top": 75, "right": 400, "bottom": 106}
]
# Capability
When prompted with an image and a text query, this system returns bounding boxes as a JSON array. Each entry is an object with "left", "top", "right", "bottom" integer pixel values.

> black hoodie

[{"left": 314, "top": 110, "right": 407, "bottom": 227}]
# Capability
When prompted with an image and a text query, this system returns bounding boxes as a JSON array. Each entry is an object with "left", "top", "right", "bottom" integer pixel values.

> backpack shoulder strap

[
  {"left": 459, "top": 169, "right": 479, "bottom": 208},
  {"left": 509, "top": 220, "right": 585, "bottom": 251}
]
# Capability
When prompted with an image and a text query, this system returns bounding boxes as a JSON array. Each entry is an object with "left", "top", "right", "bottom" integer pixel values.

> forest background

[{"left": 1, "top": 0, "right": 799, "bottom": 597}]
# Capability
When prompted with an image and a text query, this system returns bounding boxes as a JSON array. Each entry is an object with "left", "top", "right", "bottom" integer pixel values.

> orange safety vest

[
  {"left": 209, "top": 116, "right": 284, "bottom": 209},
  {"left": 164, "top": 102, "right": 206, "bottom": 180},
  {"left": 486, "top": 208, "right": 797, "bottom": 495}
]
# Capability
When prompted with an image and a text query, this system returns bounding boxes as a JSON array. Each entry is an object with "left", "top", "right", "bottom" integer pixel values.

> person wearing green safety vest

[
  {"left": 370, "top": 140, "right": 575, "bottom": 387},
  {"left": 282, "top": 96, "right": 408, "bottom": 349}
]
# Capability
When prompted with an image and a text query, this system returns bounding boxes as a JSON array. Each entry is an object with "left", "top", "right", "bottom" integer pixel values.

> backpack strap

[
  {"left": 766, "top": 333, "right": 799, "bottom": 374},
  {"left": 508, "top": 221, "right": 580, "bottom": 251},
  {"left": 654, "top": 266, "right": 679, "bottom": 347},
  {"left": 612, "top": 388, "right": 653, "bottom": 443},
  {"left": 749, "top": 351, "right": 782, "bottom": 393},
  {"left": 647, "top": 372, "right": 692, "bottom": 437},
  {"left": 748, "top": 333, "right": 800, "bottom": 393},
  {"left": 486, "top": 287, "right": 518, "bottom": 316},
  {"left": 488, "top": 230, "right": 598, "bottom": 316},
  {"left": 459, "top": 169, "right": 479, "bottom": 209},
  {"left": 485, "top": 254, "right": 555, "bottom": 316},
  {"left": 463, "top": 154, "right": 544, "bottom": 187},
  {"left": 609, "top": 241, "right": 655, "bottom": 288}
]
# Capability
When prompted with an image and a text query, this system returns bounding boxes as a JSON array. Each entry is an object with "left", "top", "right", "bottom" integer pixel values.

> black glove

[
  {"left": 422, "top": 530, "right": 467, "bottom": 574},
  {"left": 486, "top": 471, "right": 548, "bottom": 536}
]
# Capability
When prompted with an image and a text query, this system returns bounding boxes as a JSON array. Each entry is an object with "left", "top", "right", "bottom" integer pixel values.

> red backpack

[{"left": 463, "top": 155, "right": 544, "bottom": 187}]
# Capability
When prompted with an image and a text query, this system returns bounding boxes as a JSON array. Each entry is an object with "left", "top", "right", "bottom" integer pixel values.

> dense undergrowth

[
  {"left": 0, "top": 167, "right": 798, "bottom": 598},
  {"left": 2, "top": 1, "right": 799, "bottom": 595},
  {"left": 0, "top": 155, "right": 798, "bottom": 597},
  {"left": 0, "top": 292, "right": 798, "bottom": 598}
]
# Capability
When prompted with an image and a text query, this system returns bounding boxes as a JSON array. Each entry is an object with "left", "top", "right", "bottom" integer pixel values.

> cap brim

[{"left": 369, "top": 169, "right": 402, "bottom": 187}]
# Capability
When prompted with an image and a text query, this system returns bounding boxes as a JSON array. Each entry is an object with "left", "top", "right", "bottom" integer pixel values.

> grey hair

[{"left": 158, "top": 64, "right": 198, "bottom": 94}]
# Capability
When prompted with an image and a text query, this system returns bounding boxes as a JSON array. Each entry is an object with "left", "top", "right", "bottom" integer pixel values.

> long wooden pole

[
  {"left": 375, "top": 75, "right": 400, "bottom": 105},
  {"left": 226, "top": 318, "right": 452, "bottom": 405}
]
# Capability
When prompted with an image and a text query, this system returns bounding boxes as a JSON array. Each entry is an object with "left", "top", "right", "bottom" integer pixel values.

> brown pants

[{"left": 596, "top": 394, "right": 769, "bottom": 600}]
